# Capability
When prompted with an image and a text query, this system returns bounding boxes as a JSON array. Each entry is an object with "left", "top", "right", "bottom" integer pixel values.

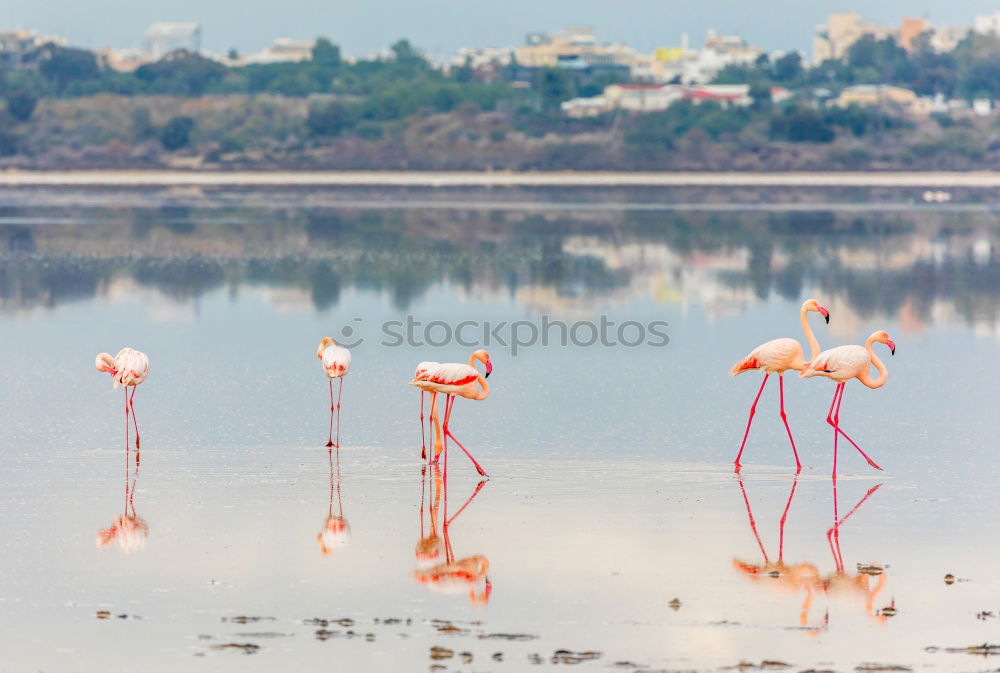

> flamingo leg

[
  {"left": 442, "top": 394, "right": 489, "bottom": 478},
  {"left": 420, "top": 391, "right": 427, "bottom": 460},
  {"left": 734, "top": 373, "right": 769, "bottom": 471},
  {"left": 829, "top": 383, "right": 882, "bottom": 472},
  {"left": 326, "top": 379, "right": 335, "bottom": 448},
  {"left": 335, "top": 377, "right": 343, "bottom": 449},
  {"left": 128, "top": 387, "right": 140, "bottom": 452},
  {"left": 430, "top": 392, "right": 443, "bottom": 463},
  {"left": 777, "top": 374, "right": 802, "bottom": 473},
  {"left": 123, "top": 386, "right": 130, "bottom": 456}
]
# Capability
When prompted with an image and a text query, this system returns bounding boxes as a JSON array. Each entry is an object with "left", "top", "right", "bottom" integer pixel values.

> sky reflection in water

[{"left": 0, "top": 191, "right": 998, "bottom": 671}]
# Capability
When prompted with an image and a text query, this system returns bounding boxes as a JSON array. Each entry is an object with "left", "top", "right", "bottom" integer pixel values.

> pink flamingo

[
  {"left": 415, "top": 361, "right": 441, "bottom": 460},
  {"left": 96, "top": 438, "right": 149, "bottom": 555},
  {"left": 95, "top": 348, "right": 149, "bottom": 452},
  {"left": 410, "top": 350, "right": 492, "bottom": 477},
  {"left": 317, "top": 337, "right": 351, "bottom": 448},
  {"left": 317, "top": 448, "right": 350, "bottom": 556},
  {"left": 800, "top": 330, "right": 894, "bottom": 476},
  {"left": 731, "top": 299, "right": 830, "bottom": 472}
]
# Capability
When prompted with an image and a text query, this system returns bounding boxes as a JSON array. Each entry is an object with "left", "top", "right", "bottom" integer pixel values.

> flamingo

[
  {"left": 800, "top": 330, "right": 895, "bottom": 476},
  {"left": 96, "top": 443, "right": 148, "bottom": 554},
  {"left": 95, "top": 348, "right": 149, "bottom": 453},
  {"left": 415, "top": 361, "right": 441, "bottom": 460},
  {"left": 730, "top": 298, "right": 830, "bottom": 472},
  {"left": 317, "top": 337, "right": 351, "bottom": 448},
  {"left": 409, "top": 350, "right": 492, "bottom": 478}
]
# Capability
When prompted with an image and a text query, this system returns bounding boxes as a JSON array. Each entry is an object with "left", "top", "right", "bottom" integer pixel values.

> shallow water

[{"left": 1, "top": 189, "right": 999, "bottom": 672}]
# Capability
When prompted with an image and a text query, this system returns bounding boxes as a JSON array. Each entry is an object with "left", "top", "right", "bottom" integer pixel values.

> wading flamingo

[
  {"left": 95, "top": 348, "right": 149, "bottom": 453},
  {"left": 800, "top": 330, "right": 895, "bottom": 476},
  {"left": 410, "top": 350, "right": 492, "bottom": 477},
  {"left": 317, "top": 448, "right": 350, "bottom": 556},
  {"left": 413, "top": 463, "right": 491, "bottom": 606},
  {"left": 731, "top": 298, "right": 830, "bottom": 472},
  {"left": 317, "top": 337, "right": 351, "bottom": 448},
  {"left": 415, "top": 361, "right": 441, "bottom": 460}
]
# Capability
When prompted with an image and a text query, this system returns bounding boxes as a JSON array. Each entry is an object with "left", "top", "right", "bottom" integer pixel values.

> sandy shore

[{"left": 1, "top": 169, "right": 1000, "bottom": 187}]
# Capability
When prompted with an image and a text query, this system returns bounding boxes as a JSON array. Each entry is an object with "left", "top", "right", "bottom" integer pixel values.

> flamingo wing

[
  {"left": 415, "top": 360, "right": 440, "bottom": 378},
  {"left": 419, "top": 362, "right": 479, "bottom": 387},
  {"left": 802, "top": 345, "right": 869, "bottom": 379},
  {"left": 731, "top": 338, "right": 802, "bottom": 375},
  {"left": 114, "top": 348, "right": 149, "bottom": 387}
]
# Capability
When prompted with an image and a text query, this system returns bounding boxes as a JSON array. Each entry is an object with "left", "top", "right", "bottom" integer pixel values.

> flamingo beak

[
  {"left": 886, "top": 339, "right": 895, "bottom": 356},
  {"left": 484, "top": 361, "right": 492, "bottom": 378},
  {"left": 817, "top": 305, "right": 830, "bottom": 324}
]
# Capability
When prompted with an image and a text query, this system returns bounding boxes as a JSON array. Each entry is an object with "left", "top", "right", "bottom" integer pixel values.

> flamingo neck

[
  {"left": 858, "top": 336, "right": 888, "bottom": 389},
  {"left": 468, "top": 353, "right": 490, "bottom": 400},
  {"left": 800, "top": 305, "right": 820, "bottom": 361}
]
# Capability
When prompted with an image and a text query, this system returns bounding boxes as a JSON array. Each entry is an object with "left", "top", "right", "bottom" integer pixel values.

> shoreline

[{"left": 2, "top": 169, "right": 1000, "bottom": 187}]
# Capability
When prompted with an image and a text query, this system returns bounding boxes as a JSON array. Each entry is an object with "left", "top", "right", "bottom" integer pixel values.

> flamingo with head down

[
  {"left": 800, "top": 330, "right": 895, "bottom": 476},
  {"left": 95, "top": 348, "right": 149, "bottom": 452},
  {"left": 730, "top": 299, "right": 830, "bottom": 473},
  {"left": 410, "top": 350, "right": 492, "bottom": 477}
]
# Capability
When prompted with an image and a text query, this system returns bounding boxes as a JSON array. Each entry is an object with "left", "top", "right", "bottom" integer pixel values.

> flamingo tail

[{"left": 730, "top": 355, "right": 761, "bottom": 376}]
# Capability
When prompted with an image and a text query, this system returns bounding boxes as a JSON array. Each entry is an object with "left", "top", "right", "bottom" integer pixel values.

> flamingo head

[
  {"left": 316, "top": 337, "right": 335, "bottom": 359},
  {"left": 804, "top": 298, "right": 830, "bottom": 324},
  {"left": 95, "top": 352, "right": 116, "bottom": 374},
  {"left": 871, "top": 330, "right": 895, "bottom": 356},
  {"left": 471, "top": 349, "right": 492, "bottom": 378}
]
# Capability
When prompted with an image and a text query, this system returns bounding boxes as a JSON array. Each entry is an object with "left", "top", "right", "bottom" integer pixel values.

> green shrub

[{"left": 160, "top": 116, "right": 195, "bottom": 150}]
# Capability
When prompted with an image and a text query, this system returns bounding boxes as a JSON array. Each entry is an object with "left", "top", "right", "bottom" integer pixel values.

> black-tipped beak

[
  {"left": 825, "top": 314, "right": 830, "bottom": 324},
  {"left": 484, "top": 371, "right": 490, "bottom": 379}
]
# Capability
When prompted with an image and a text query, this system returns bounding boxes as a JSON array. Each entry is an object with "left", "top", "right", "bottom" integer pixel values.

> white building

[
  {"left": 974, "top": 11, "right": 1000, "bottom": 36},
  {"left": 452, "top": 46, "right": 514, "bottom": 70},
  {"left": 145, "top": 22, "right": 201, "bottom": 60},
  {"left": 242, "top": 38, "right": 316, "bottom": 65}
]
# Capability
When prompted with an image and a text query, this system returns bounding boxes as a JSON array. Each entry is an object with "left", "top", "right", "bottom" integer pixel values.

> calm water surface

[{"left": 1, "top": 188, "right": 999, "bottom": 672}]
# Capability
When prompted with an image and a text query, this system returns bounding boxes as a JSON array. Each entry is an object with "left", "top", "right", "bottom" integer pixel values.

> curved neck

[
  {"left": 858, "top": 336, "right": 888, "bottom": 389},
  {"left": 800, "top": 307, "right": 821, "bottom": 361},
  {"left": 474, "top": 375, "right": 490, "bottom": 401}
]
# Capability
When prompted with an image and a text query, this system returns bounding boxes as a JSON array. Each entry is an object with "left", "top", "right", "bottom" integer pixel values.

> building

[
  {"left": 899, "top": 17, "right": 929, "bottom": 52},
  {"left": 605, "top": 84, "right": 684, "bottom": 111},
  {"left": 812, "top": 12, "right": 893, "bottom": 64},
  {"left": 974, "top": 11, "right": 1000, "bottom": 36},
  {"left": 928, "top": 25, "right": 970, "bottom": 53},
  {"left": 97, "top": 47, "right": 152, "bottom": 72},
  {"left": 833, "top": 84, "right": 919, "bottom": 112},
  {"left": 452, "top": 46, "right": 514, "bottom": 70},
  {"left": 516, "top": 26, "right": 640, "bottom": 71},
  {"left": 145, "top": 22, "right": 201, "bottom": 60},
  {"left": 242, "top": 38, "right": 316, "bottom": 65}
]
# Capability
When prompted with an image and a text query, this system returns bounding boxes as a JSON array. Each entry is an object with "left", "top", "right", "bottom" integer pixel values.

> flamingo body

[
  {"left": 96, "top": 348, "right": 149, "bottom": 389},
  {"left": 731, "top": 337, "right": 806, "bottom": 376},
  {"left": 411, "top": 362, "right": 485, "bottom": 399},
  {"left": 320, "top": 343, "right": 352, "bottom": 379},
  {"left": 800, "top": 345, "right": 872, "bottom": 384}
]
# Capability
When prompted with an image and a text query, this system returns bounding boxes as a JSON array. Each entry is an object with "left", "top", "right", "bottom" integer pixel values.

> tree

[
  {"left": 533, "top": 68, "right": 575, "bottom": 111},
  {"left": 160, "top": 116, "right": 195, "bottom": 150},
  {"left": 770, "top": 106, "right": 835, "bottom": 142},
  {"left": 749, "top": 81, "right": 772, "bottom": 108},
  {"left": 6, "top": 90, "right": 38, "bottom": 121},
  {"left": 36, "top": 43, "right": 100, "bottom": 91},
  {"left": 136, "top": 50, "right": 227, "bottom": 95},
  {"left": 307, "top": 100, "right": 356, "bottom": 136},
  {"left": 312, "top": 38, "right": 341, "bottom": 67},
  {"left": 773, "top": 52, "right": 804, "bottom": 82}
]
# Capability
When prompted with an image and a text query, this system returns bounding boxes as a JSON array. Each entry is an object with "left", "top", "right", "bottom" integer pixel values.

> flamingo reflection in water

[
  {"left": 734, "top": 477, "right": 893, "bottom": 630},
  {"left": 96, "top": 443, "right": 148, "bottom": 554},
  {"left": 317, "top": 448, "right": 351, "bottom": 556},
  {"left": 413, "top": 464, "right": 491, "bottom": 605},
  {"left": 733, "top": 477, "right": 826, "bottom": 632}
]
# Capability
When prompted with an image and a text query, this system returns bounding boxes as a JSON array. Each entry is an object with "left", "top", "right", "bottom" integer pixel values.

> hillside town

[{"left": 3, "top": 11, "right": 1000, "bottom": 171}]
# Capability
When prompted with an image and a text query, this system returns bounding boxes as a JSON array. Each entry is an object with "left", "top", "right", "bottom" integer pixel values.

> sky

[{"left": 2, "top": 0, "right": 999, "bottom": 60}]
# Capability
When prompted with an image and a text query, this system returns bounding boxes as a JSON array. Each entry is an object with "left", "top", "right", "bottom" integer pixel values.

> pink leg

[
  {"left": 443, "top": 395, "right": 489, "bottom": 477},
  {"left": 129, "top": 387, "right": 140, "bottom": 451},
  {"left": 420, "top": 391, "right": 427, "bottom": 460},
  {"left": 335, "top": 377, "right": 343, "bottom": 449},
  {"left": 326, "top": 379, "right": 334, "bottom": 448},
  {"left": 777, "top": 375, "right": 801, "bottom": 472},
  {"left": 830, "top": 384, "right": 882, "bottom": 472},
  {"left": 734, "top": 374, "right": 769, "bottom": 471},
  {"left": 831, "top": 384, "right": 842, "bottom": 478},
  {"left": 123, "top": 387, "right": 130, "bottom": 454}
]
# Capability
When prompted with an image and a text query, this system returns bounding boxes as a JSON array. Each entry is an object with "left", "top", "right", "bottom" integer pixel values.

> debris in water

[
  {"left": 856, "top": 563, "right": 884, "bottom": 576},
  {"left": 223, "top": 616, "right": 275, "bottom": 624},
  {"left": 854, "top": 665, "right": 911, "bottom": 671},
  {"left": 430, "top": 646, "right": 454, "bottom": 660},
  {"left": 945, "top": 574, "right": 955, "bottom": 585},
  {"left": 95, "top": 611, "right": 111, "bottom": 619},
  {"left": 210, "top": 643, "right": 260, "bottom": 654},
  {"left": 551, "top": 649, "right": 602, "bottom": 664},
  {"left": 492, "top": 652, "right": 504, "bottom": 662},
  {"left": 459, "top": 651, "right": 473, "bottom": 663},
  {"left": 478, "top": 633, "right": 539, "bottom": 641},
  {"left": 668, "top": 597, "right": 682, "bottom": 610}
]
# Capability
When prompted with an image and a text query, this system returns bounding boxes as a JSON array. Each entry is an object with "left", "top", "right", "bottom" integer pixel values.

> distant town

[{"left": 2, "top": 12, "right": 1000, "bottom": 171}]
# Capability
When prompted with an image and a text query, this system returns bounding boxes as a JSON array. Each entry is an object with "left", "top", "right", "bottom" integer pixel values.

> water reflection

[
  {"left": 0, "top": 205, "right": 998, "bottom": 335},
  {"left": 317, "top": 448, "right": 350, "bottom": 556},
  {"left": 96, "top": 449, "right": 148, "bottom": 554},
  {"left": 733, "top": 477, "right": 891, "bottom": 632},
  {"left": 413, "top": 465, "right": 491, "bottom": 606}
]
